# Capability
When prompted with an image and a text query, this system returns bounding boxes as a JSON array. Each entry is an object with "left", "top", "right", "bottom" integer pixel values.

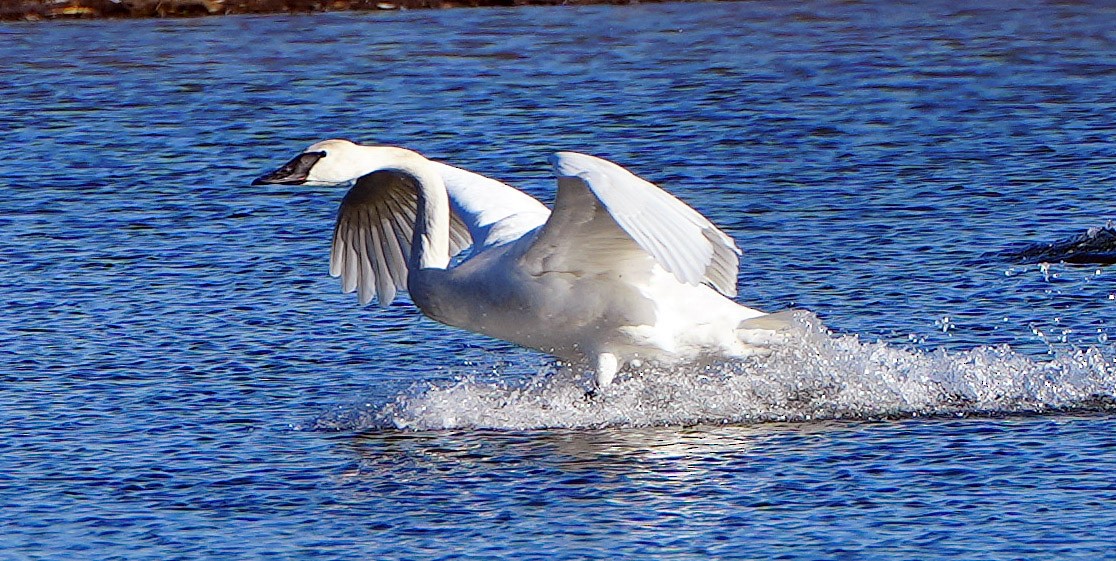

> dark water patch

[{"left": 1000, "top": 224, "right": 1116, "bottom": 265}]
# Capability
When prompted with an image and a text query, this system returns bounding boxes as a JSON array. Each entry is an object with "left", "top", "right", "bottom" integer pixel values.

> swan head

[{"left": 253, "top": 139, "right": 409, "bottom": 186}]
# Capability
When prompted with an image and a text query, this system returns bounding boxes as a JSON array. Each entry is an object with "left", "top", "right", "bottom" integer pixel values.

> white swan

[{"left": 254, "top": 139, "right": 794, "bottom": 389}]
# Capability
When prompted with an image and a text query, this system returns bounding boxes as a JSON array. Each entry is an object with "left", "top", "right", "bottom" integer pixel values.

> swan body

[{"left": 254, "top": 139, "right": 792, "bottom": 388}]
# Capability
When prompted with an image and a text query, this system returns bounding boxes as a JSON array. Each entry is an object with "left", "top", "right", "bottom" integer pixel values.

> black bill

[{"left": 252, "top": 151, "right": 326, "bottom": 185}]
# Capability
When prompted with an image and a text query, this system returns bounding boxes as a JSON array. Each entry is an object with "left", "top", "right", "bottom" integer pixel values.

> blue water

[{"left": 3, "top": 0, "right": 1116, "bottom": 558}]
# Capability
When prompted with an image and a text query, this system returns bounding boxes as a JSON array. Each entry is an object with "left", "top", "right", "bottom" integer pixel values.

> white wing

[
  {"left": 432, "top": 161, "right": 550, "bottom": 249},
  {"left": 331, "top": 170, "right": 472, "bottom": 307},
  {"left": 524, "top": 152, "right": 741, "bottom": 296}
]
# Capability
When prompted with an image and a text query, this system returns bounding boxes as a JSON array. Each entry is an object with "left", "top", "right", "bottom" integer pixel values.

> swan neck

[{"left": 399, "top": 157, "right": 451, "bottom": 271}]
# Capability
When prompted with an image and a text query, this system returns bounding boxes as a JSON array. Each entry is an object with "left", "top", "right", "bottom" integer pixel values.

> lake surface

[{"left": 3, "top": 0, "right": 1116, "bottom": 558}]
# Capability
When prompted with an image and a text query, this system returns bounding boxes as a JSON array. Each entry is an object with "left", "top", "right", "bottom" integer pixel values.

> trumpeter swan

[{"left": 254, "top": 139, "right": 794, "bottom": 389}]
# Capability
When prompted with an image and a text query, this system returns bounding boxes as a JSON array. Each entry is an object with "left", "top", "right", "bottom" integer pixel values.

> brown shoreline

[{"left": 0, "top": 0, "right": 665, "bottom": 21}]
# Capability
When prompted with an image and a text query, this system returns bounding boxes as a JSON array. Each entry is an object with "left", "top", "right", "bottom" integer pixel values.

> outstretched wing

[
  {"left": 432, "top": 161, "right": 550, "bottom": 250},
  {"left": 331, "top": 170, "right": 472, "bottom": 306},
  {"left": 521, "top": 152, "right": 741, "bottom": 296}
]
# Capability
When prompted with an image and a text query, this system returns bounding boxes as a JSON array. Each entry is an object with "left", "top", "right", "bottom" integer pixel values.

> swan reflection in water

[{"left": 255, "top": 140, "right": 799, "bottom": 390}]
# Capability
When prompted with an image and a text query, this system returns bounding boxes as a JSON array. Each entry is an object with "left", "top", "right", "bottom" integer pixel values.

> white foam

[{"left": 321, "top": 313, "right": 1116, "bottom": 431}]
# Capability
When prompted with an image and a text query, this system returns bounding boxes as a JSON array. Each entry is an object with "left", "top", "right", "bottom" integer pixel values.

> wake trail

[{"left": 314, "top": 313, "right": 1116, "bottom": 431}]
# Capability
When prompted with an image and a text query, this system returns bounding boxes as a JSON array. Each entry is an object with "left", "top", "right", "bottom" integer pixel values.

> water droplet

[{"left": 935, "top": 316, "right": 954, "bottom": 333}]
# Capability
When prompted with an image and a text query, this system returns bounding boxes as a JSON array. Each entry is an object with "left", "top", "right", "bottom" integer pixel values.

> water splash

[{"left": 316, "top": 313, "right": 1116, "bottom": 431}]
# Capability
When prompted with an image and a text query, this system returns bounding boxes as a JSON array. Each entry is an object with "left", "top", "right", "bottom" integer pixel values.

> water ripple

[{"left": 4, "top": 1, "right": 1116, "bottom": 558}]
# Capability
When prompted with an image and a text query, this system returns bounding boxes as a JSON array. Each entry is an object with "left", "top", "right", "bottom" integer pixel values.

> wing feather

[
  {"left": 520, "top": 175, "right": 652, "bottom": 280},
  {"left": 381, "top": 190, "right": 415, "bottom": 266},
  {"left": 448, "top": 211, "right": 472, "bottom": 256},
  {"left": 329, "top": 222, "right": 344, "bottom": 278},
  {"left": 364, "top": 212, "right": 397, "bottom": 305},
  {"left": 374, "top": 204, "right": 408, "bottom": 289},
  {"left": 330, "top": 170, "right": 473, "bottom": 306},
  {"left": 527, "top": 152, "right": 741, "bottom": 296},
  {"left": 356, "top": 211, "right": 377, "bottom": 305},
  {"left": 341, "top": 224, "right": 359, "bottom": 294}
]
